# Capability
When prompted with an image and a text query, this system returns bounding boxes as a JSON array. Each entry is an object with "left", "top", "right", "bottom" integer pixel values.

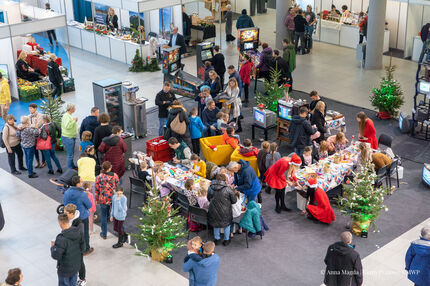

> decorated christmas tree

[
  {"left": 143, "top": 56, "right": 161, "bottom": 72},
  {"left": 370, "top": 64, "right": 404, "bottom": 119},
  {"left": 132, "top": 175, "right": 187, "bottom": 261},
  {"left": 40, "top": 87, "right": 65, "bottom": 128},
  {"left": 129, "top": 49, "right": 145, "bottom": 72},
  {"left": 255, "top": 68, "right": 290, "bottom": 112},
  {"left": 337, "top": 161, "right": 389, "bottom": 235}
]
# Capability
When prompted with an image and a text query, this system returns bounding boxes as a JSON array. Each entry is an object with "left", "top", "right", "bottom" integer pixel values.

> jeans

[
  {"left": 34, "top": 148, "right": 45, "bottom": 163},
  {"left": 304, "top": 25, "right": 314, "bottom": 49},
  {"left": 82, "top": 217, "right": 90, "bottom": 252},
  {"left": 159, "top": 118, "right": 168, "bottom": 136},
  {"left": 213, "top": 225, "right": 231, "bottom": 240},
  {"left": 294, "top": 32, "right": 305, "bottom": 54},
  {"left": 62, "top": 136, "right": 76, "bottom": 169},
  {"left": 246, "top": 194, "right": 257, "bottom": 202},
  {"left": 42, "top": 143, "right": 62, "bottom": 171},
  {"left": 294, "top": 147, "right": 305, "bottom": 156},
  {"left": 100, "top": 204, "right": 110, "bottom": 237},
  {"left": 23, "top": 146, "right": 35, "bottom": 175},
  {"left": 7, "top": 143, "right": 24, "bottom": 172},
  {"left": 287, "top": 29, "right": 295, "bottom": 44},
  {"left": 58, "top": 273, "right": 77, "bottom": 286}
]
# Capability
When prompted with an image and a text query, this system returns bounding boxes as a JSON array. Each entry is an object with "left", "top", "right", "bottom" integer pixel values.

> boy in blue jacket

[
  {"left": 63, "top": 175, "right": 94, "bottom": 256},
  {"left": 228, "top": 160, "right": 261, "bottom": 203},
  {"left": 183, "top": 241, "right": 220, "bottom": 286},
  {"left": 189, "top": 107, "right": 205, "bottom": 155}
]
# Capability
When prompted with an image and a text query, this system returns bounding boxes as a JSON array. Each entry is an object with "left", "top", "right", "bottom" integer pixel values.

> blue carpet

[
  {"left": 33, "top": 33, "right": 70, "bottom": 73},
  {"left": 0, "top": 98, "right": 43, "bottom": 129}
]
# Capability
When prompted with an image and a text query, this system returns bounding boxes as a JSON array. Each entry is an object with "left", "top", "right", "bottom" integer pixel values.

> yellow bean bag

[
  {"left": 230, "top": 148, "right": 260, "bottom": 177},
  {"left": 200, "top": 136, "right": 234, "bottom": 166}
]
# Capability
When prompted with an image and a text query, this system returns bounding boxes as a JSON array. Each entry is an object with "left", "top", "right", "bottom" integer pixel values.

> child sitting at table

[
  {"left": 197, "top": 181, "right": 210, "bottom": 211},
  {"left": 300, "top": 146, "right": 316, "bottom": 168},
  {"left": 239, "top": 139, "right": 259, "bottom": 157},
  {"left": 222, "top": 126, "right": 240, "bottom": 149},
  {"left": 154, "top": 166, "right": 170, "bottom": 197},
  {"left": 184, "top": 178, "right": 199, "bottom": 206},
  {"left": 219, "top": 167, "right": 234, "bottom": 187},
  {"left": 80, "top": 131, "right": 93, "bottom": 153},
  {"left": 191, "top": 154, "right": 207, "bottom": 178},
  {"left": 230, "top": 190, "right": 244, "bottom": 238},
  {"left": 316, "top": 140, "right": 329, "bottom": 160},
  {"left": 327, "top": 131, "right": 349, "bottom": 154},
  {"left": 137, "top": 160, "right": 151, "bottom": 185}
]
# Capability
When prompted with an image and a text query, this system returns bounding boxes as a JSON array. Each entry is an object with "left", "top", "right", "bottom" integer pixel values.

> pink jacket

[{"left": 87, "top": 192, "right": 96, "bottom": 212}]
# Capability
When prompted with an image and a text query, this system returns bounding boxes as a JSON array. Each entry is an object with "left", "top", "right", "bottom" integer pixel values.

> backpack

[
  {"left": 170, "top": 112, "right": 186, "bottom": 135},
  {"left": 0, "top": 125, "right": 9, "bottom": 148}
]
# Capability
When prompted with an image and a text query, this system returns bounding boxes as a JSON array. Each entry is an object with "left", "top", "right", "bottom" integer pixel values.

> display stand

[
  {"left": 277, "top": 118, "right": 290, "bottom": 147},
  {"left": 196, "top": 42, "right": 214, "bottom": 80},
  {"left": 92, "top": 79, "right": 124, "bottom": 128},
  {"left": 252, "top": 123, "right": 276, "bottom": 141},
  {"left": 411, "top": 55, "right": 430, "bottom": 140}
]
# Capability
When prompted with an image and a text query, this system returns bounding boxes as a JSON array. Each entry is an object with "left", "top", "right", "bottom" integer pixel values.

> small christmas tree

[
  {"left": 337, "top": 161, "right": 389, "bottom": 235},
  {"left": 143, "top": 56, "right": 161, "bottom": 72},
  {"left": 129, "top": 49, "right": 145, "bottom": 72},
  {"left": 132, "top": 175, "right": 187, "bottom": 260},
  {"left": 370, "top": 64, "right": 404, "bottom": 118},
  {"left": 40, "top": 87, "right": 64, "bottom": 128},
  {"left": 255, "top": 68, "right": 289, "bottom": 112}
]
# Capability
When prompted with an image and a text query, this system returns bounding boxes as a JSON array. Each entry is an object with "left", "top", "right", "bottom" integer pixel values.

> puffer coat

[{"left": 207, "top": 180, "right": 237, "bottom": 228}]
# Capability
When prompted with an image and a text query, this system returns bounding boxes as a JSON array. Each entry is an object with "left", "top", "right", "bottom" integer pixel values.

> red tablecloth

[{"left": 17, "top": 50, "right": 62, "bottom": 76}]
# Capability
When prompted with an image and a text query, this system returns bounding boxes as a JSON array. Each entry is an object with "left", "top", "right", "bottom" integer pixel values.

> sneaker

[
  {"left": 112, "top": 242, "right": 123, "bottom": 248},
  {"left": 57, "top": 169, "right": 63, "bottom": 174},
  {"left": 77, "top": 279, "right": 87, "bottom": 286},
  {"left": 222, "top": 239, "right": 231, "bottom": 246},
  {"left": 214, "top": 239, "right": 220, "bottom": 245},
  {"left": 100, "top": 233, "right": 107, "bottom": 240},
  {"left": 12, "top": 171, "right": 22, "bottom": 175},
  {"left": 48, "top": 170, "right": 54, "bottom": 175},
  {"left": 275, "top": 207, "right": 281, "bottom": 213},
  {"left": 28, "top": 173, "right": 38, "bottom": 178},
  {"left": 83, "top": 247, "right": 94, "bottom": 256},
  {"left": 19, "top": 167, "right": 27, "bottom": 171}
]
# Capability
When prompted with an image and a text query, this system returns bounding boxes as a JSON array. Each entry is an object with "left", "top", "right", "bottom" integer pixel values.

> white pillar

[
  {"left": 275, "top": 0, "right": 292, "bottom": 50},
  {"left": 364, "top": 0, "right": 387, "bottom": 70}
]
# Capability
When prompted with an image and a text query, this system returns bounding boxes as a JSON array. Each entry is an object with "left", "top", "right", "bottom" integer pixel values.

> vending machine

[
  {"left": 196, "top": 42, "right": 214, "bottom": 80},
  {"left": 93, "top": 79, "right": 124, "bottom": 129},
  {"left": 237, "top": 27, "right": 260, "bottom": 69}
]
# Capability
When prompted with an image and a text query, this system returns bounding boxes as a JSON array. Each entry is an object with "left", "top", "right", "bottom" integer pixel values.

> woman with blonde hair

[
  {"left": 15, "top": 51, "right": 43, "bottom": 82},
  {"left": 207, "top": 70, "right": 222, "bottom": 98},
  {"left": 16, "top": 116, "right": 39, "bottom": 178},
  {"left": 327, "top": 131, "right": 349, "bottom": 153},
  {"left": 106, "top": 8, "right": 118, "bottom": 31},
  {"left": 224, "top": 77, "right": 242, "bottom": 132},
  {"left": 311, "top": 101, "right": 326, "bottom": 143}
]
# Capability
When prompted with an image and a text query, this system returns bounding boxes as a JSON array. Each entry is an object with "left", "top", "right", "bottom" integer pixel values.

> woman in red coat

[
  {"left": 357, "top": 112, "right": 378, "bottom": 150},
  {"left": 305, "top": 178, "right": 335, "bottom": 224},
  {"left": 239, "top": 54, "right": 254, "bottom": 105},
  {"left": 265, "top": 153, "right": 302, "bottom": 213},
  {"left": 98, "top": 126, "right": 127, "bottom": 178}
]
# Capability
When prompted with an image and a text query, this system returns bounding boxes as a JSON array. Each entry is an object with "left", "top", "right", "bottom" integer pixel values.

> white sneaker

[{"left": 77, "top": 279, "right": 87, "bottom": 286}]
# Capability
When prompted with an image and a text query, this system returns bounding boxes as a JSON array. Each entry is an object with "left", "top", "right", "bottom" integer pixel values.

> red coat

[
  {"left": 264, "top": 157, "right": 297, "bottom": 189},
  {"left": 307, "top": 188, "right": 335, "bottom": 224},
  {"left": 360, "top": 119, "right": 378, "bottom": 150},
  {"left": 239, "top": 61, "right": 253, "bottom": 85},
  {"left": 98, "top": 135, "right": 127, "bottom": 178}
]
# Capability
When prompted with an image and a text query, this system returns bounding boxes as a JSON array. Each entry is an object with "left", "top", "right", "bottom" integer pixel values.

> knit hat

[
  {"left": 289, "top": 153, "right": 302, "bottom": 166},
  {"left": 200, "top": 85, "right": 210, "bottom": 91},
  {"left": 306, "top": 177, "right": 318, "bottom": 188}
]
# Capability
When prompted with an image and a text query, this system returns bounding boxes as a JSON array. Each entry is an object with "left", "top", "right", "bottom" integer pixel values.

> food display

[
  {"left": 159, "top": 164, "right": 210, "bottom": 190},
  {"left": 18, "top": 78, "right": 43, "bottom": 101}
]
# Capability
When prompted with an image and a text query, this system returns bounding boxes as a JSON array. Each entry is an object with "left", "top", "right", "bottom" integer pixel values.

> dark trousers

[
  {"left": 58, "top": 273, "right": 77, "bottom": 286},
  {"left": 274, "top": 188, "right": 286, "bottom": 209},
  {"left": 294, "top": 32, "right": 305, "bottom": 54},
  {"left": 34, "top": 149, "right": 45, "bottom": 163},
  {"left": 359, "top": 34, "right": 366, "bottom": 44},
  {"left": 191, "top": 138, "right": 200, "bottom": 155},
  {"left": 47, "top": 30, "right": 57, "bottom": 45},
  {"left": 82, "top": 218, "right": 90, "bottom": 252},
  {"left": 243, "top": 83, "right": 249, "bottom": 102},
  {"left": 7, "top": 144, "right": 25, "bottom": 172},
  {"left": 52, "top": 82, "right": 62, "bottom": 98},
  {"left": 79, "top": 256, "right": 86, "bottom": 280}
]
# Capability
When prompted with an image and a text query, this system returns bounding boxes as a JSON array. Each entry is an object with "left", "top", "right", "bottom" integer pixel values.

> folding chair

[
  {"left": 387, "top": 158, "right": 400, "bottom": 188},
  {"left": 374, "top": 166, "right": 388, "bottom": 188},
  {"left": 187, "top": 205, "right": 210, "bottom": 240},
  {"left": 129, "top": 177, "right": 149, "bottom": 208},
  {"left": 378, "top": 134, "right": 393, "bottom": 149},
  {"left": 176, "top": 191, "right": 190, "bottom": 217}
]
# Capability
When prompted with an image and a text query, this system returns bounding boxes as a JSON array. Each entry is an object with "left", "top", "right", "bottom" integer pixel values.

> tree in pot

[
  {"left": 255, "top": 68, "right": 290, "bottom": 112},
  {"left": 336, "top": 161, "right": 389, "bottom": 237},
  {"left": 40, "top": 86, "right": 65, "bottom": 150},
  {"left": 132, "top": 175, "right": 187, "bottom": 261},
  {"left": 370, "top": 64, "right": 404, "bottom": 119}
]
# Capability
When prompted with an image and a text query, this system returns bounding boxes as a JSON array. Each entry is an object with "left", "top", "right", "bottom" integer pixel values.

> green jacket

[
  {"left": 239, "top": 200, "right": 261, "bottom": 233},
  {"left": 283, "top": 44, "right": 296, "bottom": 73},
  {"left": 61, "top": 112, "right": 78, "bottom": 138}
]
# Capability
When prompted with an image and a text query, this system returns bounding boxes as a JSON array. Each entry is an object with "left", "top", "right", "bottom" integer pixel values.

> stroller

[{"left": 49, "top": 169, "right": 78, "bottom": 214}]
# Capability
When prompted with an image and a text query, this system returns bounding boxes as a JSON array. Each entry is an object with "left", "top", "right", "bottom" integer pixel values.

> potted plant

[
  {"left": 39, "top": 87, "right": 65, "bottom": 150},
  {"left": 370, "top": 64, "right": 404, "bottom": 119},
  {"left": 255, "top": 68, "right": 290, "bottom": 112}
]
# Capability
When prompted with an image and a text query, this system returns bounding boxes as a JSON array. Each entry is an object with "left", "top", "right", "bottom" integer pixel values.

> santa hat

[
  {"left": 306, "top": 177, "right": 318, "bottom": 188},
  {"left": 289, "top": 154, "right": 302, "bottom": 166}
]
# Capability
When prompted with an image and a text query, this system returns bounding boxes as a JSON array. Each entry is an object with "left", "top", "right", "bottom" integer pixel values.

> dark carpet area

[{"left": 1, "top": 80, "right": 429, "bottom": 285}]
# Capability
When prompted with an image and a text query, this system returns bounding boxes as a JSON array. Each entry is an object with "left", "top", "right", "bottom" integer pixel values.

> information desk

[{"left": 17, "top": 51, "right": 62, "bottom": 75}]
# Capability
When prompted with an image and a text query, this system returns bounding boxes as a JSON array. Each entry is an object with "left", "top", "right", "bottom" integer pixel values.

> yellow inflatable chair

[
  {"left": 200, "top": 136, "right": 234, "bottom": 166},
  {"left": 230, "top": 148, "right": 260, "bottom": 177}
]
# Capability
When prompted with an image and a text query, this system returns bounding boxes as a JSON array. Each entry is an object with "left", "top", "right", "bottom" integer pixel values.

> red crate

[
  {"left": 148, "top": 148, "right": 173, "bottom": 162},
  {"left": 146, "top": 136, "right": 170, "bottom": 152}
]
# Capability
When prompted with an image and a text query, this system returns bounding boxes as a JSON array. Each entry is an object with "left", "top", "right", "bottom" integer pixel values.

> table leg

[
  {"left": 252, "top": 125, "right": 255, "bottom": 140},
  {"left": 264, "top": 129, "right": 268, "bottom": 141}
]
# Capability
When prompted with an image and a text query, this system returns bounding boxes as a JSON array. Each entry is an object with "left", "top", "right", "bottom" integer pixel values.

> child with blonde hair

[
  {"left": 80, "top": 131, "right": 93, "bottom": 153},
  {"left": 197, "top": 181, "right": 210, "bottom": 211},
  {"left": 317, "top": 140, "right": 329, "bottom": 160}
]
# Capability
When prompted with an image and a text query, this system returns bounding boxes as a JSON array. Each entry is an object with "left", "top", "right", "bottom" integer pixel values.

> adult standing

[
  {"left": 211, "top": 46, "right": 226, "bottom": 87},
  {"left": 289, "top": 107, "right": 317, "bottom": 156},
  {"left": 202, "top": 100, "right": 220, "bottom": 137},
  {"left": 305, "top": 5, "right": 316, "bottom": 50},
  {"left": 79, "top": 107, "right": 100, "bottom": 139},
  {"left": 2, "top": 115, "right": 25, "bottom": 175},
  {"left": 106, "top": 8, "right": 118, "bottom": 31},
  {"left": 45, "top": 3, "right": 58, "bottom": 46},
  {"left": 63, "top": 176, "right": 94, "bottom": 256},
  {"left": 61, "top": 103, "right": 78, "bottom": 169},
  {"left": 356, "top": 111, "right": 378, "bottom": 150},
  {"left": 224, "top": 5, "right": 235, "bottom": 42},
  {"left": 206, "top": 70, "right": 222, "bottom": 99},
  {"left": 273, "top": 50, "right": 289, "bottom": 85},
  {"left": 182, "top": 5, "right": 191, "bottom": 46},
  {"left": 51, "top": 214, "right": 84, "bottom": 286},
  {"left": 155, "top": 82, "right": 176, "bottom": 136},
  {"left": 239, "top": 54, "right": 254, "bottom": 106},
  {"left": 324, "top": 232, "right": 363, "bottom": 286},
  {"left": 227, "top": 160, "right": 261, "bottom": 202},
  {"left": 265, "top": 154, "right": 302, "bottom": 213},
  {"left": 227, "top": 64, "right": 242, "bottom": 100},
  {"left": 0, "top": 73, "right": 11, "bottom": 121},
  {"left": 16, "top": 116, "right": 39, "bottom": 178},
  {"left": 28, "top": 103, "right": 45, "bottom": 168},
  {"left": 236, "top": 9, "right": 254, "bottom": 30},
  {"left": 282, "top": 39, "right": 296, "bottom": 91},
  {"left": 40, "top": 114, "right": 63, "bottom": 175},
  {"left": 2, "top": 268, "right": 23, "bottom": 286},
  {"left": 169, "top": 26, "right": 187, "bottom": 57},
  {"left": 405, "top": 226, "right": 430, "bottom": 286},
  {"left": 294, "top": 9, "right": 307, "bottom": 55},
  {"left": 47, "top": 54, "right": 63, "bottom": 99},
  {"left": 182, "top": 241, "right": 220, "bottom": 285},
  {"left": 419, "top": 22, "right": 430, "bottom": 64},
  {"left": 207, "top": 173, "right": 237, "bottom": 246},
  {"left": 257, "top": 43, "right": 273, "bottom": 82},
  {"left": 98, "top": 126, "right": 127, "bottom": 179},
  {"left": 311, "top": 101, "right": 327, "bottom": 143},
  {"left": 165, "top": 100, "right": 192, "bottom": 148},
  {"left": 358, "top": 12, "right": 368, "bottom": 44},
  {"left": 224, "top": 78, "right": 242, "bottom": 132},
  {"left": 309, "top": 90, "right": 326, "bottom": 114},
  {"left": 95, "top": 161, "right": 119, "bottom": 239},
  {"left": 93, "top": 112, "right": 112, "bottom": 153},
  {"left": 284, "top": 7, "right": 296, "bottom": 44}
]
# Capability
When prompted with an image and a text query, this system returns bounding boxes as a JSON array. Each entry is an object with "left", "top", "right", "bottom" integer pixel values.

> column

[
  {"left": 364, "top": 0, "right": 387, "bottom": 70},
  {"left": 275, "top": 0, "right": 292, "bottom": 51}
]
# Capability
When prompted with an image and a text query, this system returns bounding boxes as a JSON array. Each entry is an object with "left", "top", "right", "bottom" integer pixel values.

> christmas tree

[
  {"left": 255, "top": 68, "right": 289, "bottom": 112},
  {"left": 40, "top": 87, "right": 65, "bottom": 127},
  {"left": 132, "top": 175, "right": 187, "bottom": 260},
  {"left": 337, "top": 161, "right": 389, "bottom": 234},
  {"left": 129, "top": 49, "right": 145, "bottom": 72},
  {"left": 370, "top": 64, "right": 404, "bottom": 118}
]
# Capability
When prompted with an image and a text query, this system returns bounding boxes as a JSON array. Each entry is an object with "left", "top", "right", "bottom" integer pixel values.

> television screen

[
  {"left": 254, "top": 109, "right": 265, "bottom": 125},
  {"left": 419, "top": 81, "right": 430, "bottom": 94},
  {"left": 201, "top": 49, "right": 213, "bottom": 61},
  {"left": 239, "top": 28, "right": 259, "bottom": 42},
  {"left": 244, "top": 42, "right": 254, "bottom": 50},
  {"left": 171, "top": 63, "right": 178, "bottom": 71},
  {"left": 168, "top": 49, "right": 179, "bottom": 63},
  {"left": 278, "top": 104, "right": 292, "bottom": 120},
  {"left": 0, "top": 64, "right": 9, "bottom": 79}
]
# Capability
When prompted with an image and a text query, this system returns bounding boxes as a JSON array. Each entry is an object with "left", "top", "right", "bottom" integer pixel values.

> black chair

[
  {"left": 187, "top": 205, "right": 210, "bottom": 240},
  {"left": 374, "top": 166, "right": 388, "bottom": 188},
  {"left": 387, "top": 158, "right": 400, "bottom": 188},
  {"left": 378, "top": 134, "right": 393, "bottom": 148},
  {"left": 129, "top": 177, "right": 149, "bottom": 208},
  {"left": 176, "top": 191, "right": 190, "bottom": 217}
]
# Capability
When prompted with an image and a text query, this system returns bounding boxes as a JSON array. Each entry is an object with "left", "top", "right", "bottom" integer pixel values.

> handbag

[
  {"left": 170, "top": 113, "right": 186, "bottom": 135},
  {"left": 36, "top": 125, "right": 52, "bottom": 150}
]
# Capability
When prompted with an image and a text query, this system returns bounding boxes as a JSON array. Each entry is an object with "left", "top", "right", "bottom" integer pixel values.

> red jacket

[
  {"left": 222, "top": 131, "right": 239, "bottom": 149},
  {"left": 239, "top": 146, "right": 259, "bottom": 157},
  {"left": 307, "top": 188, "right": 335, "bottom": 224},
  {"left": 264, "top": 157, "right": 297, "bottom": 189},
  {"left": 98, "top": 135, "right": 127, "bottom": 178},
  {"left": 239, "top": 61, "right": 254, "bottom": 85},
  {"left": 360, "top": 119, "right": 378, "bottom": 150}
]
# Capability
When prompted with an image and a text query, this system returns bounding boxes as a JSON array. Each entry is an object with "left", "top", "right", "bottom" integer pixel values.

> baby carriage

[{"left": 49, "top": 169, "right": 78, "bottom": 214}]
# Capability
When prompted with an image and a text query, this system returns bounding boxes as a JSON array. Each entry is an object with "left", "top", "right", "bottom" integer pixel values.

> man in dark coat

[
  {"left": 165, "top": 101, "right": 192, "bottom": 148},
  {"left": 210, "top": 45, "right": 226, "bottom": 87},
  {"left": 227, "top": 160, "right": 261, "bottom": 202},
  {"left": 168, "top": 26, "right": 187, "bottom": 57},
  {"left": 288, "top": 106, "right": 317, "bottom": 156},
  {"left": 294, "top": 9, "right": 307, "bottom": 55},
  {"left": 273, "top": 49, "right": 289, "bottom": 85},
  {"left": 79, "top": 107, "right": 100, "bottom": 139},
  {"left": 324, "top": 231, "right": 363, "bottom": 286},
  {"left": 47, "top": 54, "right": 63, "bottom": 99},
  {"left": 405, "top": 226, "right": 430, "bottom": 286},
  {"left": 236, "top": 9, "right": 254, "bottom": 30},
  {"left": 201, "top": 100, "right": 220, "bottom": 137},
  {"left": 51, "top": 213, "right": 85, "bottom": 286},
  {"left": 155, "top": 82, "right": 176, "bottom": 136},
  {"left": 182, "top": 5, "right": 191, "bottom": 46}
]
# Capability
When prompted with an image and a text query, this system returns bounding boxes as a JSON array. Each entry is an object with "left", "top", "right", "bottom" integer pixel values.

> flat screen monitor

[
  {"left": 239, "top": 28, "right": 259, "bottom": 43},
  {"left": 171, "top": 63, "right": 178, "bottom": 72},
  {"left": 244, "top": 42, "right": 254, "bottom": 50},
  {"left": 254, "top": 109, "right": 265, "bottom": 126},
  {"left": 0, "top": 64, "right": 9, "bottom": 79},
  {"left": 419, "top": 81, "right": 430, "bottom": 94},
  {"left": 168, "top": 50, "right": 179, "bottom": 64},
  {"left": 201, "top": 49, "right": 212, "bottom": 61},
  {"left": 278, "top": 104, "right": 292, "bottom": 120}
]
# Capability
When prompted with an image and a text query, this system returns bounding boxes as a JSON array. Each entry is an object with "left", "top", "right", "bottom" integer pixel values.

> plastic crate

[
  {"left": 146, "top": 136, "right": 170, "bottom": 152},
  {"left": 147, "top": 148, "right": 173, "bottom": 162}
]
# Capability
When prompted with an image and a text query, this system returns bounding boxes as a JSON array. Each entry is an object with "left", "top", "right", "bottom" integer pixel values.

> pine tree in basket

[
  {"left": 40, "top": 87, "right": 64, "bottom": 128},
  {"left": 132, "top": 175, "right": 187, "bottom": 260},
  {"left": 336, "top": 161, "right": 389, "bottom": 234},
  {"left": 370, "top": 64, "right": 404, "bottom": 118},
  {"left": 129, "top": 49, "right": 145, "bottom": 72},
  {"left": 255, "top": 68, "right": 289, "bottom": 112}
]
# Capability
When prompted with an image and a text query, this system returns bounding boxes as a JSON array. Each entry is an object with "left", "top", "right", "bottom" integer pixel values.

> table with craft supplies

[{"left": 160, "top": 163, "right": 211, "bottom": 190}]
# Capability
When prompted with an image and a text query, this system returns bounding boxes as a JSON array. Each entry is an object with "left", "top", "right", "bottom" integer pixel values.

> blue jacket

[
  {"left": 184, "top": 253, "right": 203, "bottom": 286},
  {"left": 63, "top": 187, "right": 92, "bottom": 220},
  {"left": 189, "top": 116, "right": 205, "bottom": 139},
  {"left": 183, "top": 253, "right": 220, "bottom": 286},
  {"left": 202, "top": 107, "right": 220, "bottom": 128},
  {"left": 234, "top": 160, "right": 261, "bottom": 197},
  {"left": 236, "top": 15, "right": 254, "bottom": 29},
  {"left": 110, "top": 194, "right": 127, "bottom": 221},
  {"left": 79, "top": 115, "right": 100, "bottom": 138},
  {"left": 239, "top": 200, "right": 261, "bottom": 233},
  {"left": 405, "top": 238, "right": 430, "bottom": 285}
]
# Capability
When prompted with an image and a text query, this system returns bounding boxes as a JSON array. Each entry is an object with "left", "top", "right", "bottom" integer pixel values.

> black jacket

[
  {"left": 324, "top": 241, "right": 363, "bottom": 286},
  {"left": 169, "top": 33, "right": 187, "bottom": 55},
  {"left": 211, "top": 53, "right": 226, "bottom": 79},
  {"left": 310, "top": 109, "right": 326, "bottom": 142},
  {"left": 51, "top": 226, "right": 85, "bottom": 277},
  {"left": 274, "top": 57, "right": 289, "bottom": 78},
  {"left": 93, "top": 125, "right": 112, "bottom": 151},
  {"left": 165, "top": 106, "right": 191, "bottom": 147},
  {"left": 206, "top": 77, "right": 222, "bottom": 98},
  {"left": 106, "top": 14, "right": 118, "bottom": 30},
  {"left": 155, "top": 90, "right": 176, "bottom": 118},
  {"left": 421, "top": 23, "right": 430, "bottom": 42},
  {"left": 207, "top": 180, "right": 237, "bottom": 228},
  {"left": 288, "top": 115, "right": 317, "bottom": 148},
  {"left": 48, "top": 61, "right": 63, "bottom": 85},
  {"left": 41, "top": 122, "right": 61, "bottom": 145},
  {"left": 309, "top": 99, "right": 327, "bottom": 115},
  {"left": 294, "top": 15, "right": 307, "bottom": 33},
  {"left": 79, "top": 115, "right": 100, "bottom": 138}
]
